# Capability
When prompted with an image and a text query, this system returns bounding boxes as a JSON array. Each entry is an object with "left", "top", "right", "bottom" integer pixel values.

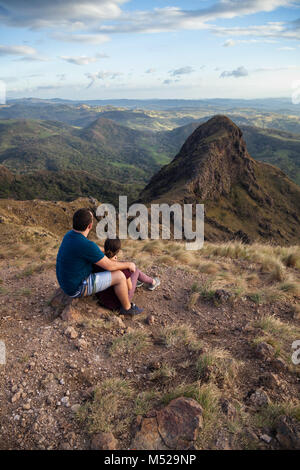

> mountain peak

[
  {"left": 140, "top": 114, "right": 255, "bottom": 203},
  {"left": 138, "top": 115, "right": 300, "bottom": 244}
]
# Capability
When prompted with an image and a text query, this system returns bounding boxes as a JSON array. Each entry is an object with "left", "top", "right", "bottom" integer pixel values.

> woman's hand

[{"left": 127, "top": 262, "right": 136, "bottom": 272}]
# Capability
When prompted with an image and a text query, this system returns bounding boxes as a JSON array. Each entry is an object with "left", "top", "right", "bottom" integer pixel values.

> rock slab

[{"left": 131, "top": 397, "right": 203, "bottom": 450}]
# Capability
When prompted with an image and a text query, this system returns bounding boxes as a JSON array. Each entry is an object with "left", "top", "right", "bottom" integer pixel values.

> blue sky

[{"left": 0, "top": 0, "right": 299, "bottom": 100}]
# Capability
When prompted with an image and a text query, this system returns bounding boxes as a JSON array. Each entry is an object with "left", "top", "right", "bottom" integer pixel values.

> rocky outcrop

[
  {"left": 131, "top": 397, "right": 203, "bottom": 450},
  {"left": 48, "top": 287, "right": 82, "bottom": 323},
  {"left": 140, "top": 116, "right": 263, "bottom": 203},
  {"left": 138, "top": 115, "right": 300, "bottom": 245}
]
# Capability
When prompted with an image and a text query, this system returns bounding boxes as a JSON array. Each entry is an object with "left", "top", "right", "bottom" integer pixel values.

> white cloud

[
  {"left": 278, "top": 46, "right": 296, "bottom": 50},
  {"left": 0, "top": 0, "right": 127, "bottom": 29},
  {"left": 0, "top": 44, "right": 37, "bottom": 56},
  {"left": 51, "top": 32, "right": 110, "bottom": 44},
  {"left": 220, "top": 66, "right": 249, "bottom": 78},
  {"left": 95, "top": 1, "right": 293, "bottom": 34},
  {"left": 60, "top": 53, "right": 108, "bottom": 65},
  {"left": 169, "top": 66, "right": 195, "bottom": 76},
  {"left": 85, "top": 70, "right": 123, "bottom": 87}
]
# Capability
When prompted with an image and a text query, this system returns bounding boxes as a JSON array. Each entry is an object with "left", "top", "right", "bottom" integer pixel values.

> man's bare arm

[{"left": 96, "top": 256, "right": 136, "bottom": 272}]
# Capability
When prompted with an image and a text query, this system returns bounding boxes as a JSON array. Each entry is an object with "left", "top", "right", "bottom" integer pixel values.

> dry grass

[
  {"left": 254, "top": 314, "right": 295, "bottom": 338},
  {"left": 254, "top": 400, "right": 300, "bottom": 429},
  {"left": 188, "top": 292, "right": 200, "bottom": 309},
  {"left": 156, "top": 324, "right": 196, "bottom": 349},
  {"left": 196, "top": 347, "right": 241, "bottom": 387},
  {"left": 77, "top": 378, "right": 133, "bottom": 434},
  {"left": 134, "top": 390, "right": 161, "bottom": 416},
  {"left": 109, "top": 330, "right": 150, "bottom": 357},
  {"left": 252, "top": 314, "right": 300, "bottom": 365},
  {"left": 150, "top": 363, "right": 177, "bottom": 382}
]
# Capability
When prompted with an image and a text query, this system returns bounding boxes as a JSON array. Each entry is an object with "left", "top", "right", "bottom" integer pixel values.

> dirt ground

[{"left": 0, "top": 252, "right": 299, "bottom": 450}]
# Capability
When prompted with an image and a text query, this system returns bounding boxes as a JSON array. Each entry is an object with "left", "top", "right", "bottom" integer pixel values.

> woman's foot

[{"left": 147, "top": 277, "right": 160, "bottom": 291}]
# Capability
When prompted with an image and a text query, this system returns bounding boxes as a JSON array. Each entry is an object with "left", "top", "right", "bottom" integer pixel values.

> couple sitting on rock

[{"left": 56, "top": 208, "right": 160, "bottom": 316}]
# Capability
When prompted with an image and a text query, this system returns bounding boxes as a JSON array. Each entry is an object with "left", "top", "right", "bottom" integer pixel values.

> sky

[{"left": 0, "top": 0, "right": 300, "bottom": 100}]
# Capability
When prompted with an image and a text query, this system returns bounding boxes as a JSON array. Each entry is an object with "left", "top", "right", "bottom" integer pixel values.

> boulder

[
  {"left": 48, "top": 287, "right": 82, "bottom": 323},
  {"left": 131, "top": 397, "right": 203, "bottom": 450},
  {"left": 49, "top": 287, "right": 73, "bottom": 311},
  {"left": 61, "top": 305, "right": 82, "bottom": 323}
]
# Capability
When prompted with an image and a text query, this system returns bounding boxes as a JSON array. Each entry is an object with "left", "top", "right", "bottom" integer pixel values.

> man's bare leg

[{"left": 111, "top": 270, "right": 131, "bottom": 310}]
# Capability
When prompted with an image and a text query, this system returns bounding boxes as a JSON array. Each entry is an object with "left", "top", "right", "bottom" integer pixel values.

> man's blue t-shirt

[{"left": 56, "top": 230, "right": 104, "bottom": 296}]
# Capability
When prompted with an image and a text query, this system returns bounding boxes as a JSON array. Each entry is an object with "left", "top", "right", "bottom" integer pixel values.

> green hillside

[{"left": 0, "top": 115, "right": 299, "bottom": 204}]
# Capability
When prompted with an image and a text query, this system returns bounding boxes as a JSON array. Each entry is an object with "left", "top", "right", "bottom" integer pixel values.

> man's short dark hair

[{"left": 73, "top": 208, "right": 93, "bottom": 231}]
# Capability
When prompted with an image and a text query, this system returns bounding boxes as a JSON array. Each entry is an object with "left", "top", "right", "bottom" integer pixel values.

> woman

[{"left": 94, "top": 238, "right": 160, "bottom": 311}]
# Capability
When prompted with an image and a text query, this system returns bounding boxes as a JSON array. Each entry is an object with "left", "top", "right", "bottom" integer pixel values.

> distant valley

[{"left": 0, "top": 100, "right": 300, "bottom": 204}]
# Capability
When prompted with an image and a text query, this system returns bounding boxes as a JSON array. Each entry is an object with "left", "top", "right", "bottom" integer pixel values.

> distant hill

[
  {"left": 0, "top": 165, "right": 139, "bottom": 205},
  {"left": 242, "top": 126, "right": 300, "bottom": 186},
  {"left": 0, "top": 118, "right": 171, "bottom": 202},
  {"left": 0, "top": 114, "right": 299, "bottom": 205},
  {"left": 139, "top": 115, "right": 300, "bottom": 244}
]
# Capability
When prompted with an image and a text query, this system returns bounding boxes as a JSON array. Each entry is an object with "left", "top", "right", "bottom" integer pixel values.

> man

[{"left": 56, "top": 208, "right": 143, "bottom": 316}]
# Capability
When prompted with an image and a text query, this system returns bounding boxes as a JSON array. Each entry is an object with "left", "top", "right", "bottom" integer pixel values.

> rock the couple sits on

[{"left": 56, "top": 208, "right": 160, "bottom": 316}]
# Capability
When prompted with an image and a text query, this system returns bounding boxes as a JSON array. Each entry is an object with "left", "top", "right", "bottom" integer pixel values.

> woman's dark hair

[
  {"left": 104, "top": 237, "right": 121, "bottom": 258},
  {"left": 73, "top": 208, "right": 93, "bottom": 231}
]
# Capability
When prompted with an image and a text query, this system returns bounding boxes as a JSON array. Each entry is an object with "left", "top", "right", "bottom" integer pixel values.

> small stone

[
  {"left": 259, "top": 372, "right": 280, "bottom": 389},
  {"left": 11, "top": 391, "right": 22, "bottom": 403},
  {"left": 260, "top": 434, "right": 272, "bottom": 444},
  {"left": 75, "top": 338, "right": 88, "bottom": 350},
  {"left": 64, "top": 326, "right": 78, "bottom": 339},
  {"left": 220, "top": 399, "right": 237, "bottom": 420},
  {"left": 71, "top": 404, "right": 81, "bottom": 413},
  {"left": 23, "top": 402, "right": 31, "bottom": 410},
  {"left": 111, "top": 316, "right": 126, "bottom": 329},
  {"left": 248, "top": 388, "right": 269, "bottom": 408},
  {"left": 255, "top": 342, "right": 275, "bottom": 360},
  {"left": 127, "top": 368, "right": 133, "bottom": 374},
  {"left": 148, "top": 361, "right": 161, "bottom": 371},
  {"left": 59, "top": 378, "right": 65, "bottom": 385},
  {"left": 59, "top": 442, "right": 72, "bottom": 450},
  {"left": 90, "top": 432, "right": 117, "bottom": 450},
  {"left": 61, "top": 396, "right": 70, "bottom": 406},
  {"left": 146, "top": 315, "right": 155, "bottom": 325}
]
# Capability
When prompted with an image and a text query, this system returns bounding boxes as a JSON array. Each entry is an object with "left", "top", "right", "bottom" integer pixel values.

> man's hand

[{"left": 96, "top": 256, "right": 136, "bottom": 273}]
